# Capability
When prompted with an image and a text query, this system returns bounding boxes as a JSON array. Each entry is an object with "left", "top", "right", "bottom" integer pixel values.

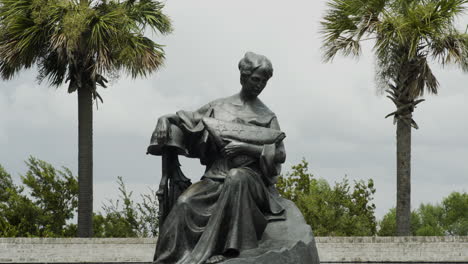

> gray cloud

[{"left": 1, "top": 0, "right": 467, "bottom": 218}]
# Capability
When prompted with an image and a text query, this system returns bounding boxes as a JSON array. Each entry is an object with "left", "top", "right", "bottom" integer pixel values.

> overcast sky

[{"left": 1, "top": 0, "right": 467, "bottom": 220}]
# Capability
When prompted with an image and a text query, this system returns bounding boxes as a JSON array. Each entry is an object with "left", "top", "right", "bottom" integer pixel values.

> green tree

[
  {"left": 276, "top": 160, "right": 311, "bottom": 202},
  {"left": 1, "top": 158, "right": 159, "bottom": 238},
  {"left": 416, "top": 203, "right": 445, "bottom": 236},
  {"left": 0, "top": 164, "right": 16, "bottom": 202},
  {"left": 0, "top": 165, "right": 23, "bottom": 236},
  {"left": 321, "top": 0, "right": 468, "bottom": 235},
  {"left": 378, "top": 191, "right": 468, "bottom": 236},
  {"left": 93, "top": 176, "right": 159, "bottom": 238},
  {"left": 377, "top": 208, "right": 423, "bottom": 236},
  {"left": 277, "top": 160, "right": 377, "bottom": 236},
  {"left": 0, "top": 0, "right": 172, "bottom": 237},
  {"left": 21, "top": 157, "right": 78, "bottom": 236},
  {"left": 0, "top": 157, "right": 77, "bottom": 237},
  {"left": 442, "top": 191, "right": 468, "bottom": 235}
]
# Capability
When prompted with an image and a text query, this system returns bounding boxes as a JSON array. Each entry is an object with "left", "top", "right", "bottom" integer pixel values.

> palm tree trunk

[
  {"left": 77, "top": 81, "right": 93, "bottom": 237},
  {"left": 396, "top": 118, "right": 411, "bottom": 236},
  {"left": 77, "top": 0, "right": 92, "bottom": 236}
]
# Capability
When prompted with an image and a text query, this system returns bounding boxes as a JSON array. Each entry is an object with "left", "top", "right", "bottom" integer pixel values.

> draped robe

[{"left": 153, "top": 95, "right": 286, "bottom": 264}]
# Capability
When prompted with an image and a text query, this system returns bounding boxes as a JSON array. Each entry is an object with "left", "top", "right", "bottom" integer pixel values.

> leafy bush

[
  {"left": 0, "top": 157, "right": 159, "bottom": 237},
  {"left": 277, "top": 159, "right": 377, "bottom": 236},
  {"left": 378, "top": 192, "right": 468, "bottom": 236}
]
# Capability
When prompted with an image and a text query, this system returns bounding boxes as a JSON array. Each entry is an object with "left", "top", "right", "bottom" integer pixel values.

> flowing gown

[{"left": 153, "top": 95, "right": 286, "bottom": 264}]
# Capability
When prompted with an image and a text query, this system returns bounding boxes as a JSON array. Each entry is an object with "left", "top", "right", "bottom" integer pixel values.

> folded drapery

[{"left": 202, "top": 117, "right": 286, "bottom": 146}]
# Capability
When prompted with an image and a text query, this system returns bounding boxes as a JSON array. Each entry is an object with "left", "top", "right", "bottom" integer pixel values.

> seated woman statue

[{"left": 152, "top": 52, "right": 289, "bottom": 264}]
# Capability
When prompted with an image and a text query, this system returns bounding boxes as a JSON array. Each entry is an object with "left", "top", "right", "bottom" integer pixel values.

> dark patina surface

[{"left": 148, "top": 52, "right": 319, "bottom": 264}]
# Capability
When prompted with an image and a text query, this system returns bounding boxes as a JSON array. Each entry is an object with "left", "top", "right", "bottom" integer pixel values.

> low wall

[
  {"left": 315, "top": 236, "right": 468, "bottom": 262},
  {"left": 1, "top": 237, "right": 467, "bottom": 263}
]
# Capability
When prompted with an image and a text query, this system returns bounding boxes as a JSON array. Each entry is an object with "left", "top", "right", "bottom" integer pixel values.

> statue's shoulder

[
  {"left": 206, "top": 95, "right": 276, "bottom": 123},
  {"left": 207, "top": 96, "right": 230, "bottom": 106},
  {"left": 254, "top": 98, "right": 275, "bottom": 117},
  {"left": 192, "top": 97, "right": 228, "bottom": 114},
  {"left": 212, "top": 95, "right": 275, "bottom": 115},
  {"left": 206, "top": 94, "right": 239, "bottom": 109}
]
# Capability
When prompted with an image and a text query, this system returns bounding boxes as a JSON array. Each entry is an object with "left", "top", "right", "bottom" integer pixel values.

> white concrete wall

[
  {"left": 0, "top": 237, "right": 467, "bottom": 263},
  {"left": 315, "top": 236, "right": 468, "bottom": 262}
]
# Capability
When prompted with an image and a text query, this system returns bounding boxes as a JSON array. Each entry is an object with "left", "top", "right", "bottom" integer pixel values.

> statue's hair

[{"left": 238, "top": 52, "right": 273, "bottom": 79}]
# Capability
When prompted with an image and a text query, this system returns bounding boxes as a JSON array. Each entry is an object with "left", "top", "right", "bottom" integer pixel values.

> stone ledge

[
  {"left": 315, "top": 236, "right": 468, "bottom": 243},
  {"left": 1, "top": 237, "right": 467, "bottom": 263},
  {"left": 0, "top": 238, "right": 156, "bottom": 244},
  {"left": 3, "top": 236, "right": 466, "bottom": 245}
]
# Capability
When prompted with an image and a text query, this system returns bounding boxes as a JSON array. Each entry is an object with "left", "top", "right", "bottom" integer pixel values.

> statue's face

[{"left": 241, "top": 68, "right": 270, "bottom": 98}]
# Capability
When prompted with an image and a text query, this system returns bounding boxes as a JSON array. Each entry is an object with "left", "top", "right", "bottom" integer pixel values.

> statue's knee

[
  {"left": 227, "top": 168, "right": 243, "bottom": 178},
  {"left": 176, "top": 194, "right": 192, "bottom": 206},
  {"left": 226, "top": 168, "right": 249, "bottom": 185}
]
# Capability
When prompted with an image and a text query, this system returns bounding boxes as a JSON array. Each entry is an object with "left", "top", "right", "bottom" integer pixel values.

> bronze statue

[{"left": 148, "top": 52, "right": 319, "bottom": 264}]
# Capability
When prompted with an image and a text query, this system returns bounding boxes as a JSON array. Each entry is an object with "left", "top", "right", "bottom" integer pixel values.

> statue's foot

[{"left": 205, "top": 255, "right": 227, "bottom": 264}]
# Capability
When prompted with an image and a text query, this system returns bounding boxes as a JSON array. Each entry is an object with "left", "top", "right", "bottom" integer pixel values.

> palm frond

[
  {"left": 88, "top": 0, "right": 169, "bottom": 79},
  {"left": 116, "top": 33, "right": 165, "bottom": 78},
  {"left": 374, "top": 0, "right": 468, "bottom": 59},
  {"left": 429, "top": 31, "right": 468, "bottom": 70},
  {"left": 37, "top": 50, "right": 68, "bottom": 87},
  {"left": 374, "top": 15, "right": 400, "bottom": 61},
  {"left": 0, "top": 58, "right": 21, "bottom": 80},
  {"left": 322, "top": 36, "right": 362, "bottom": 61},
  {"left": 125, "top": 0, "right": 172, "bottom": 34},
  {"left": 409, "top": 56, "right": 439, "bottom": 96},
  {"left": 87, "top": 3, "right": 125, "bottom": 74},
  {"left": 432, "top": 0, "right": 468, "bottom": 19},
  {"left": 322, "top": 0, "right": 468, "bottom": 129},
  {"left": 375, "top": 43, "right": 406, "bottom": 91},
  {"left": 0, "top": 0, "right": 172, "bottom": 96},
  {"left": 321, "top": 0, "right": 387, "bottom": 61},
  {"left": 0, "top": 0, "right": 51, "bottom": 79}
]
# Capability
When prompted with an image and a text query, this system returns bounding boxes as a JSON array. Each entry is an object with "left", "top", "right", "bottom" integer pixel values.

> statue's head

[{"left": 238, "top": 52, "right": 273, "bottom": 98}]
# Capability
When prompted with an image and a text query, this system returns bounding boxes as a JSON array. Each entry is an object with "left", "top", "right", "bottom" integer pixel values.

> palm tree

[
  {"left": 321, "top": 0, "right": 468, "bottom": 235},
  {"left": 0, "top": 0, "right": 172, "bottom": 237}
]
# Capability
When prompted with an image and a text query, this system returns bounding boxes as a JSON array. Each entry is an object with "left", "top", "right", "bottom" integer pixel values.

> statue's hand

[
  {"left": 221, "top": 141, "right": 248, "bottom": 157},
  {"left": 156, "top": 117, "right": 171, "bottom": 144}
]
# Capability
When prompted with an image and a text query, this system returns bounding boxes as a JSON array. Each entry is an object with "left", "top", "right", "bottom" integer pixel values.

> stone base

[
  {"left": 2, "top": 236, "right": 468, "bottom": 263},
  {"left": 222, "top": 197, "right": 320, "bottom": 264}
]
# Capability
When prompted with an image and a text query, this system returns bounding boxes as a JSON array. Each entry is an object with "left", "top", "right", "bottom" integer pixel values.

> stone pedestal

[{"left": 222, "top": 197, "right": 320, "bottom": 264}]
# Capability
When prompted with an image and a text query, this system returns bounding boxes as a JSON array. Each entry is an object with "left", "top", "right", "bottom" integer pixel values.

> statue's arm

[
  {"left": 155, "top": 103, "right": 212, "bottom": 144},
  {"left": 154, "top": 114, "right": 181, "bottom": 144},
  {"left": 222, "top": 142, "right": 263, "bottom": 158},
  {"left": 268, "top": 117, "right": 286, "bottom": 163},
  {"left": 159, "top": 113, "right": 181, "bottom": 126}
]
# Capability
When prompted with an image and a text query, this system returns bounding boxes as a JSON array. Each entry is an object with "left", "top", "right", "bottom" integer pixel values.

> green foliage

[
  {"left": 0, "top": 157, "right": 77, "bottom": 237},
  {"left": 0, "top": 164, "right": 16, "bottom": 202},
  {"left": 0, "top": 164, "right": 33, "bottom": 237},
  {"left": 377, "top": 208, "right": 424, "bottom": 236},
  {"left": 0, "top": 0, "right": 172, "bottom": 237},
  {"left": 276, "top": 160, "right": 311, "bottom": 202},
  {"left": 0, "top": 158, "right": 159, "bottom": 237},
  {"left": 21, "top": 157, "right": 78, "bottom": 235},
  {"left": 0, "top": 0, "right": 172, "bottom": 93},
  {"left": 3, "top": 157, "right": 466, "bottom": 238},
  {"left": 442, "top": 192, "right": 468, "bottom": 235},
  {"left": 93, "top": 176, "right": 159, "bottom": 238},
  {"left": 321, "top": 0, "right": 468, "bottom": 69},
  {"left": 378, "top": 191, "right": 468, "bottom": 236},
  {"left": 321, "top": 0, "right": 468, "bottom": 237},
  {"left": 416, "top": 203, "right": 445, "bottom": 236},
  {"left": 321, "top": 0, "right": 468, "bottom": 128},
  {"left": 277, "top": 159, "right": 377, "bottom": 236}
]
